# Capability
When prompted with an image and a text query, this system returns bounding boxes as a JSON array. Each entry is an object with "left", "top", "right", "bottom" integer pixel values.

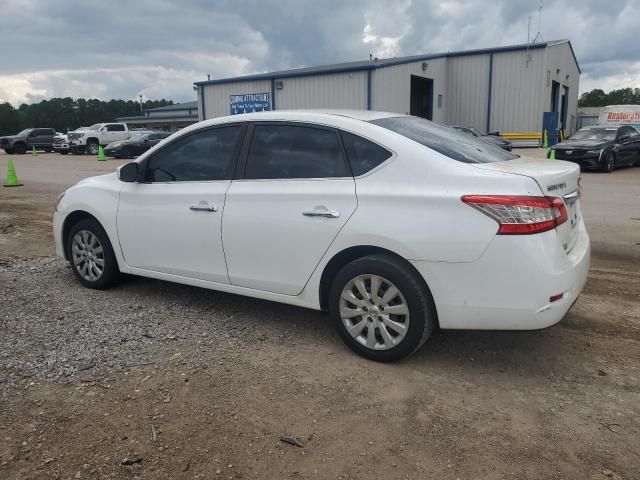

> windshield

[
  {"left": 17, "top": 129, "right": 32, "bottom": 136},
  {"left": 371, "top": 116, "right": 518, "bottom": 163},
  {"left": 129, "top": 133, "right": 148, "bottom": 142},
  {"left": 87, "top": 124, "right": 102, "bottom": 131},
  {"left": 570, "top": 127, "right": 617, "bottom": 141}
]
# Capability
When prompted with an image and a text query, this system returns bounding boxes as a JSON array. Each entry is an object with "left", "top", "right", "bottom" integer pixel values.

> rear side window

[
  {"left": 340, "top": 131, "right": 392, "bottom": 176},
  {"left": 107, "top": 124, "right": 126, "bottom": 132},
  {"left": 371, "top": 116, "right": 518, "bottom": 164},
  {"left": 145, "top": 126, "right": 243, "bottom": 182},
  {"left": 245, "top": 124, "right": 348, "bottom": 179}
]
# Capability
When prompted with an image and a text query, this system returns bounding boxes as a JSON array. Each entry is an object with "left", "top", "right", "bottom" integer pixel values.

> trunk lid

[{"left": 472, "top": 157, "right": 582, "bottom": 253}]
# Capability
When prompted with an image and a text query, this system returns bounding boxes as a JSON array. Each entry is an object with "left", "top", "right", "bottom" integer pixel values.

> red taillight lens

[{"left": 461, "top": 195, "right": 568, "bottom": 235}]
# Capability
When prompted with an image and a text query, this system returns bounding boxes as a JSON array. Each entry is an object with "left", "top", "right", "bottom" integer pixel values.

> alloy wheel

[
  {"left": 71, "top": 230, "right": 105, "bottom": 281},
  {"left": 339, "top": 274, "right": 410, "bottom": 350}
]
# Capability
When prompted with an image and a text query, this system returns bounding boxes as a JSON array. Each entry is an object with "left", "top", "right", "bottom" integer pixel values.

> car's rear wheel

[
  {"left": 122, "top": 146, "right": 133, "bottom": 159},
  {"left": 66, "top": 218, "right": 119, "bottom": 289},
  {"left": 329, "top": 254, "right": 435, "bottom": 362},
  {"left": 603, "top": 151, "right": 615, "bottom": 173},
  {"left": 13, "top": 143, "right": 26, "bottom": 155}
]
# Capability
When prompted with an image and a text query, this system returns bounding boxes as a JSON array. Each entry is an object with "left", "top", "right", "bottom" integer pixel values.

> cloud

[{"left": 0, "top": 0, "right": 638, "bottom": 106}]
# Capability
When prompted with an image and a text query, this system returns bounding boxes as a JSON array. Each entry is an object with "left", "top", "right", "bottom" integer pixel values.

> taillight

[{"left": 461, "top": 195, "right": 567, "bottom": 235}]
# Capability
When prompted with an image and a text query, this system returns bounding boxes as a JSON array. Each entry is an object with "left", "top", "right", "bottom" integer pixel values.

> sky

[{"left": 1, "top": 0, "right": 638, "bottom": 106}]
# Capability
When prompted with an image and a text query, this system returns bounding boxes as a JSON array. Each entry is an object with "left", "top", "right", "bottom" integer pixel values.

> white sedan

[{"left": 53, "top": 110, "right": 590, "bottom": 362}]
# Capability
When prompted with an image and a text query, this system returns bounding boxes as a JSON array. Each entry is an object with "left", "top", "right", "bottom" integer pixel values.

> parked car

[
  {"left": 452, "top": 126, "right": 512, "bottom": 151},
  {"left": 68, "top": 123, "right": 131, "bottom": 155},
  {"left": 550, "top": 125, "right": 640, "bottom": 172},
  {"left": 0, "top": 128, "right": 56, "bottom": 154},
  {"left": 53, "top": 131, "right": 73, "bottom": 155},
  {"left": 104, "top": 131, "right": 171, "bottom": 159},
  {"left": 53, "top": 110, "right": 589, "bottom": 362}
]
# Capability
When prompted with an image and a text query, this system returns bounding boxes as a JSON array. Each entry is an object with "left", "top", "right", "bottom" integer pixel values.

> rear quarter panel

[{"left": 331, "top": 140, "right": 544, "bottom": 262}]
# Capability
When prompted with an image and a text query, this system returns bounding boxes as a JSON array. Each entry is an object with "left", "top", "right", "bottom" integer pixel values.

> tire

[
  {"left": 122, "top": 146, "right": 133, "bottom": 159},
  {"left": 86, "top": 141, "right": 99, "bottom": 155},
  {"left": 603, "top": 151, "right": 615, "bottom": 173},
  {"left": 66, "top": 218, "right": 119, "bottom": 289},
  {"left": 13, "top": 143, "right": 26, "bottom": 155},
  {"left": 4, "top": 148, "right": 14, "bottom": 154},
  {"left": 45, "top": 149, "right": 52, "bottom": 153},
  {"left": 59, "top": 150, "right": 68, "bottom": 155},
  {"left": 328, "top": 254, "right": 436, "bottom": 362}
]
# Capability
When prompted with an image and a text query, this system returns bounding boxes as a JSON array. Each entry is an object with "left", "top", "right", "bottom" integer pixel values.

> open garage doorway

[{"left": 410, "top": 75, "right": 433, "bottom": 120}]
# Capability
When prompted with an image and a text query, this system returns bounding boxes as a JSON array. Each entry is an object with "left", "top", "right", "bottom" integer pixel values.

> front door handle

[
  {"left": 190, "top": 204, "right": 218, "bottom": 212},
  {"left": 303, "top": 208, "right": 340, "bottom": 218}
]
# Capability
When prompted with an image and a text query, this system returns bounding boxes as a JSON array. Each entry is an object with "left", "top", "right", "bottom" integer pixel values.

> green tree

[
  {"left": 0, "top": 97, "right": 176, "bottom": 134},
  {"left": 579, "top": 87, "right": 640, "bottom": 107},
  {"left": 0, "top": 102, "right": 20, "bottom": 135}
]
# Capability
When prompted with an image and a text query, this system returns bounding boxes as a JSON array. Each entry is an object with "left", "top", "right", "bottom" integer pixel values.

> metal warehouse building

[{"left": 195, "top": 39, "right": 580, "bottom": 137}]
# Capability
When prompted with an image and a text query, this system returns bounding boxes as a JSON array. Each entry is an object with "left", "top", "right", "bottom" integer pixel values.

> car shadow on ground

[{"left": 108, "top": 272, "right": 577, "bottom": 376}]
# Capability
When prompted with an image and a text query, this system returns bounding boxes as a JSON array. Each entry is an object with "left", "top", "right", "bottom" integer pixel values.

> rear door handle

[
  {"left": 303, "top": 208, "right": 340, "bottom": 218},
  {"left": 190, "top": 204, "right": 218, "bottom": 212}
]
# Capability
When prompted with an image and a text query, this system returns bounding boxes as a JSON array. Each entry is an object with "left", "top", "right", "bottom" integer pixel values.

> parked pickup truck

[
  {"left": 68, "top": 123, "right": 130, "bottom": 155},
  {"left": 53, "top": 127, "right": 90, "bottom": 155},
  {"left": 0, "top": 128, "right": 56, "bottom": 154}
]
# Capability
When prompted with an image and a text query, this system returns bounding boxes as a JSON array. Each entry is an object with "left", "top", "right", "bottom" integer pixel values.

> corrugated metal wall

[
  {"left": 446, "top": 54, "right": 490, "bottom": 129},
  {"left": 490, "top": 49, "right": 545, "bottom": 133},
  {"left": 542, "top": 43, "right": 581, "bottom": 134},
  {"left": 203, "top": 80, "right": 272, "bottom": 118},
  {"left": 370, "top": 57, "right": 447, "bottom": 124},
  {"left": 274, "top": 72, "right": 367, "bottom": 110},
  {"left": 198, "top": 42, "right": 580, "bottom": 135}
]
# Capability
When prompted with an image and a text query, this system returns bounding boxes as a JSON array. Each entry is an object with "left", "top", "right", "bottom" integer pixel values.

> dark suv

[{"left": 0, "top": 128, "right": 56, "bottom": 154}]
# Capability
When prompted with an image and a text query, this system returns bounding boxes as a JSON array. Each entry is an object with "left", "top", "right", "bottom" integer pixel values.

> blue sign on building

[{"left": 230, "top": 93, "right": 271, "bottom": 115}]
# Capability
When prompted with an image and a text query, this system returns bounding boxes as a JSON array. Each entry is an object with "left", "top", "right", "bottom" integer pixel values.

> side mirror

[
  {"left": 117, "top": 162, "right": 139, "bottom": 183},
  {"left": 618, "top": 134, "right": 630, "bottom": 141}
]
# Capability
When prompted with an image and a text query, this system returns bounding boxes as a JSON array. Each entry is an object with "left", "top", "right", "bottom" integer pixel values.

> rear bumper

[{"left": 411, "top": 221, "right": 590, "bottom": 330}]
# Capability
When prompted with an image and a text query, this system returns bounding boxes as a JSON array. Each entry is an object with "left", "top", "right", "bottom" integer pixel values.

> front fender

[{"left": 55, "top": 175, "right": 125, "bottom": 268}]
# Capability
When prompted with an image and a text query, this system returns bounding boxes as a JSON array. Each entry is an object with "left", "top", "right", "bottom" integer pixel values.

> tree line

[
  {"left": 579, "top": 88, "right": 640, "bottom": 108},
  {"left": 0, "top": 98, "right": 175, "bottom": 135}
]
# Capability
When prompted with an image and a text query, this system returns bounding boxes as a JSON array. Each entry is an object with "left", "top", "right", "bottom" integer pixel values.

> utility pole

[{"left": 139, "top": 94, "right": 143, "bottom": 115}]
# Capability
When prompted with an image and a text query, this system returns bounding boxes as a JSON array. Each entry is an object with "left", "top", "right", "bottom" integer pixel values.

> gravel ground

[{"left": 0, "top": 152, "right": 639, "bottom": 479}]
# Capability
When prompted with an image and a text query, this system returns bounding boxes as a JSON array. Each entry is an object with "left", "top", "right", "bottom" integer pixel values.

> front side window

[
  {"left": 340, "top": 131, "right": 392, "bottom": 176},
  {"left": 145, "top": 126, "right": 243, "bottom": 182},
  {"left": 371, "top": 116, "right": 518, "bottom": 164},
  {"left": 244, "top": 124, "right": 348, "bottom": 179}
]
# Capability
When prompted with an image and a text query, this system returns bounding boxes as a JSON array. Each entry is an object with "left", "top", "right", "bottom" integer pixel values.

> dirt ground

[{"left": 1, "top": 151, "right": 639, "bottom": 480}]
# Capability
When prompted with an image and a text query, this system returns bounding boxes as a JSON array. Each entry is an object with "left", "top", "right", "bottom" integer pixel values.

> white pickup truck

[{"left": 68, "top": 123, "right": 131, "bottom": 155}]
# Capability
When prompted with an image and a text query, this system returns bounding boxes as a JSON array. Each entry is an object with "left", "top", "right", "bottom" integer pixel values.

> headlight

[{"left": 586, "top": 149, "right": 601, "bottom": 155}]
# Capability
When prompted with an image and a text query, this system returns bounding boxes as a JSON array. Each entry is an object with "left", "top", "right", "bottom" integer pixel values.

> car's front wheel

[
  {"left": 329, "top": 254, "right": 436, "bottom": 362},
  {"left": 603, "top": 151, "right": 616, "bottom": 173},
  {"left": 86, "top": 141, "right": 99, "bottom": 155},
  {"left": 13, "top": 143, "right": 26, "bottom": 155},
  {"left": 66, "top": 218, "right": 119, "bottom": 289}
]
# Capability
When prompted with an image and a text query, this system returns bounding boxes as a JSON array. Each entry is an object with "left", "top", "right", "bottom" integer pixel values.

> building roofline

[
  {"left": 194, "top": 40, "right": 579, "bottom": 87},
  {"left": 115, "top": 114, "right": 198, "bottom": 122},
  {"left": 144, "top": 101, "right": 198, "bottom": 112}
]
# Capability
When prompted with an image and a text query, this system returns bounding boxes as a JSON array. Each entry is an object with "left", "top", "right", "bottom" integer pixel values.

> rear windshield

[{"left": 371, "top": 116, "right": 518, "bottom": 163}]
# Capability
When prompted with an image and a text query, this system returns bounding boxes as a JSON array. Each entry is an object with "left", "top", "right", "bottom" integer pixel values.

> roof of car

[{"left": 218, "top": 109, "right": 404, "bottom": 122}]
